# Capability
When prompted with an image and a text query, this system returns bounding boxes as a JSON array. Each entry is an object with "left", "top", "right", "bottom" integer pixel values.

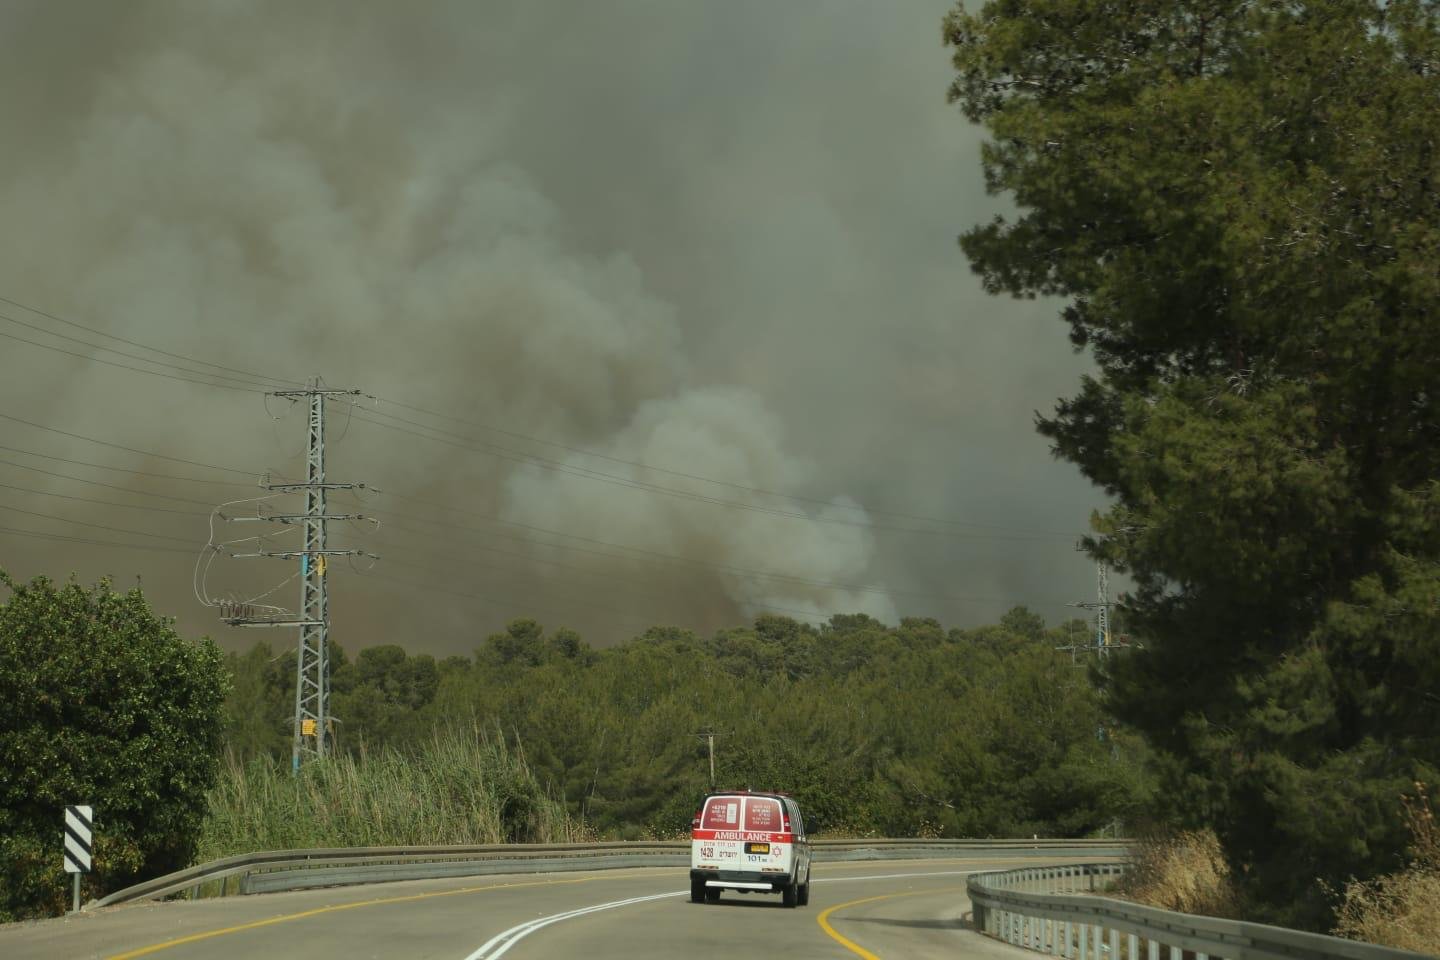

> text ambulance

[{"left": 689, "top": 791, "right": 812, "bottom": 907}]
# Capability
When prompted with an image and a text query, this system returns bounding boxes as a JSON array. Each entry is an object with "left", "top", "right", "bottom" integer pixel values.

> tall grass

[
  {"left": 197, "top": 725, "right": 581, "bottom": 862},
  {"left": 1332, "top": 784, "right": 1440, "bottom": 952},
  {"left": 1112, "top": 828, "right": 1243, "bottom": 919}
]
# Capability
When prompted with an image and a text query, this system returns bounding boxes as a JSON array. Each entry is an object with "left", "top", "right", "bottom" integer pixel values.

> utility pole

[
  {"left": 219, "top": 379, "right": 373, "bottom": 771},
  {"left": 694, "top": 731, "right": 726, "bottom": 789}
]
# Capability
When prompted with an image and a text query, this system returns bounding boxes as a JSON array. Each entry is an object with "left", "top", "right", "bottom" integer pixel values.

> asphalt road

[{"left": 0, "top": 857, "right": 1051, "bottom": 960}]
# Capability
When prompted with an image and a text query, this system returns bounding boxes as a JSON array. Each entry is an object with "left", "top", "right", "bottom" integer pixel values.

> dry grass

[
  {"left": 1112, "top": 827, "right": 1243, "bottom": 919},
  {"left": 1332, "top": 783, "right": 1440, "bottom": 953}
]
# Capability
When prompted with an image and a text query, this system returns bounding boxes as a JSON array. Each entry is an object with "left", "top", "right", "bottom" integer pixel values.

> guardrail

[
  {"left": 90, "top": 837, "right": 1127, "bottom": 908},
  {"left": 967, "top": 862, "right": 1431, "bottom": 960}
]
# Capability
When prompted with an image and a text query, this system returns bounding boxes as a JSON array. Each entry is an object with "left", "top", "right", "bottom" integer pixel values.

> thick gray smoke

[{"left": 0, "top": 1, "right": 1101, "bottom": 652}]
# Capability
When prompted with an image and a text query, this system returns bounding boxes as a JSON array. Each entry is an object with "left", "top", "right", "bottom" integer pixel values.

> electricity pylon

[
  {"left": 1060, "top": 559, "right": 1129, "bottom": 661},
  {"left": 220, "top": 379, "right": 373, "bottom": 771}
]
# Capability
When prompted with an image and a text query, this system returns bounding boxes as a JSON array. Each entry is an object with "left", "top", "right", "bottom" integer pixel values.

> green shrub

[{"left": 0, "top": 572, "right": 227, "bottom": 920}]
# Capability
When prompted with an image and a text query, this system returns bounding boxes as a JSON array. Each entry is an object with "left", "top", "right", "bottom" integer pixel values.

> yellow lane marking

[
  {"left": 816, "top": 885, "right": 966, "bottom": 960},
  {"left": 104, "top": 876, "right": 594, "bottom": 959}
]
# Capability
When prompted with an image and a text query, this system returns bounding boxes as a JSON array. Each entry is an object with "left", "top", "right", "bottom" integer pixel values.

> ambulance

[{"left": 689, "top": 790, "right": 812, "bottom": 907}]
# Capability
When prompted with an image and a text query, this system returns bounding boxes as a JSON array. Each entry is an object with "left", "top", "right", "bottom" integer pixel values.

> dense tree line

[
  {"left": 221, "top": 608, "right": 1152, "bottom": 840},
  {"left": 944, "top": 0, "right": 1440, "bottom": 928}
]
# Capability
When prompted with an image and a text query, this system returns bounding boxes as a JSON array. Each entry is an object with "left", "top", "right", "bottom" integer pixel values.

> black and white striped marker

[
  {"left": 64, "top": 805, "right": 93, "bottom": 873},
  {"left": 63, "top": 805, "right": 93, "bottom": 914}
]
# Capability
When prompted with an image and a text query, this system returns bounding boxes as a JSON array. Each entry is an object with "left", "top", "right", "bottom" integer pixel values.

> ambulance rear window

[
  {"left": 701, "top": 797, "right": 741, "bottom": 829},
  {"left": 743, "top": 797, "right": 782, "bottom": 832}
]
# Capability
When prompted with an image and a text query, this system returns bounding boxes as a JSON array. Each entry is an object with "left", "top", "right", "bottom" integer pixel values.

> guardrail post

[
  {"left": 1079, "top": 918, "right": 1089, "bottom": 960},
  {"left": 1169, "top": 947, "right": 1181, "bottom": 960},
  {"left": 1147, "top": 937, "right": 1159, "bottom": 960},
  {"left": 1109, "top": 926, "right": 1119, "bottom": 960},
  {"left": 1128, "top": 933, "right": 1138, "bottom": 960}
]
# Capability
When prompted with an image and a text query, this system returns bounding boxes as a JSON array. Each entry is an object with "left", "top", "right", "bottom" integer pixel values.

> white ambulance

[{"left": 689, "top": 790, "right": 812, "bottom": 907}]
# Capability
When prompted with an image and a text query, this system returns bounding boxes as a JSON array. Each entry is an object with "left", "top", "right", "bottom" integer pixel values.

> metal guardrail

[
  {"left": 89, "top": 837, "right": 1127, "bottom": 908},
  {"left": 967, "top": 862, "right": 1433, "bottom": 960}
]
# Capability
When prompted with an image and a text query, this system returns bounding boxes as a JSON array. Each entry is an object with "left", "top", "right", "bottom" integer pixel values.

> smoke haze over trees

[{"left": 0, "top": 1, "right": 1105, "bottom": 654}]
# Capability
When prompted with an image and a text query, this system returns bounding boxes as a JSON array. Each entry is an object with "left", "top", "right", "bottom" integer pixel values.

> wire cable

[
  {"left": 0, "top": 443, "right": 257, "bottom": 487},
  {"left": 0, "top": 502, "right": 197, "bottom": 544},
  {"left": 0, "top": 524, "right": 198, "bottom": 555},
  {"left": 2, "top": 410, "right": 1079, "bottom": 616},
  {"left": 0, "top": 327, "right": 264, "bottom": 393},
  {"left": 0, "top": 293, "right": 302, "bottom": 387},
  {"left": 0, "top": 459, "right": 219, "bottom": 506},
  {"left": 0, "top": 291, "right": 1082, "bottom": 541},
  {"left": 0, "top": 411, "right": 254, "bottom": 475},
  {"left": 194, "top": 491, "right": 286, "bottom": 610},
  {"left": 0, "top": 310, "right": 278, "bottom": 390},
  {"left": 0, "top": 480, "right": 210, "bottom": 516}
]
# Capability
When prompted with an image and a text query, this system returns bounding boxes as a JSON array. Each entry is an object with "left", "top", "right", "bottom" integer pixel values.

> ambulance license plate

[{"left": 745, "top": 842, "right": 770, "bottom": 854}]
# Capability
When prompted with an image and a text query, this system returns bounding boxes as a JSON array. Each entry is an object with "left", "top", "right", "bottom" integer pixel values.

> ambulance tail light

[{"left": 691, "top": 809, "right": 702, "bottom": 831}]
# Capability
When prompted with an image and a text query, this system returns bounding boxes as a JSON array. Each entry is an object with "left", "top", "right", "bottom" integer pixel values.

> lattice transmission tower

[
  {"left": 218, "top": 379, "right": 374, "bottom": 771},
  {"left": 1059, "top": 559, "right": 1129, "bottom": 661}
]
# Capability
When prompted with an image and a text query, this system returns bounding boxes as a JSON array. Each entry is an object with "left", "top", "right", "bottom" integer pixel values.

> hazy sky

[{"left": 0, "top": 0, "right": 1106, "bottom": 655}]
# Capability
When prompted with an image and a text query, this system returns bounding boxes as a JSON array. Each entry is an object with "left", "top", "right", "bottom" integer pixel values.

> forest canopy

[
  {"left": 221, "top": 610, "right": 1150, "bottom": 841},
  {"left": 944, "top": 0, "right": 1440, "bottom": 928}
]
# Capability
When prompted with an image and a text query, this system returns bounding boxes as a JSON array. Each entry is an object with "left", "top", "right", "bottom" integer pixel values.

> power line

[
  {"left": 0, "top": 293, "right": 1080, "bottom": 541},
  {"left": 0, "top": 411, "right": 254, "bottom": 475},
  {"left": 0, "top": 443, "right": 257, "bottom": 487},
  {"left": 0, "top": 479, "right": 209, "bottom": 516},
  {"left": 1, "top": 410, "right": 1079, "bottom": 620},
  {"left": 0, "top": 310, "right": 277, "bottom": 390},
  {"left": 0, "top": 326, "right": 263, "bottom": 393},
  {"left": 0, "top": 456, "right": 222, "bottom": 505},
  {"left": 0, "top": 524, "right": 198, "bottom": 555},
  {"left": 0, "top": 294, "right": 301, "bottom": 387},
  {"left": 2, "top": 434, "right": 1062, "bottom": 612},
  {"left": 0, "top": 502, "right": 199, "bottom": 544}
]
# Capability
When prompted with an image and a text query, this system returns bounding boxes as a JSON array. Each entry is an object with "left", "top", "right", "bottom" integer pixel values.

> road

[{"left": 0, "top": 857, "right": 1048, "bottom": 960}]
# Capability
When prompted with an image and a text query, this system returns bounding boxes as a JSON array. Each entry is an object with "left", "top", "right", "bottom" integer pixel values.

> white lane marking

[
  {"left": 464, "top": 890, "right": 686, "bottom": 960},
  {"left": 460, "top": 870, "right": 972, "bottom": 959}
]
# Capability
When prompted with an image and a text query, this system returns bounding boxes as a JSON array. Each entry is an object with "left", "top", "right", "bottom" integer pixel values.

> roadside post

[{"left": 63, "top": 805, "right": 93, "bottom": 913}]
